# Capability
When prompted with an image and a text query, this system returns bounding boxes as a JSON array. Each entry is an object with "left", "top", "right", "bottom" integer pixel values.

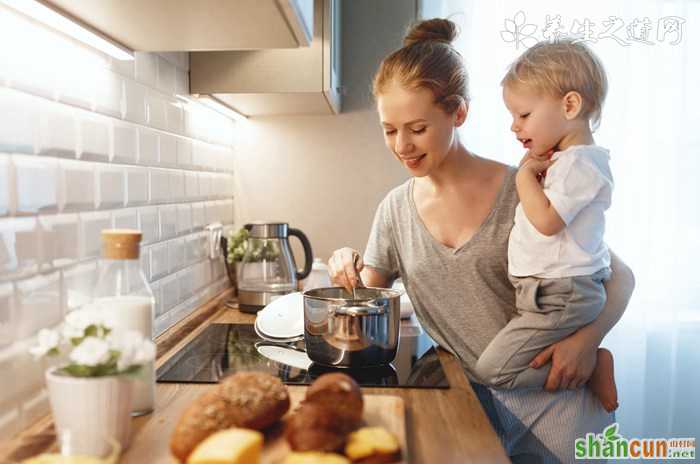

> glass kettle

[{"left": 237, "top": 222, "right": 313, "bottom": 313}]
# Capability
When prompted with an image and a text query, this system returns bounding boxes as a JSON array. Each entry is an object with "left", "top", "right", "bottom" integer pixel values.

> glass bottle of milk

[{"left": 93, "top": 229, "right": 155, "bottom": 416}]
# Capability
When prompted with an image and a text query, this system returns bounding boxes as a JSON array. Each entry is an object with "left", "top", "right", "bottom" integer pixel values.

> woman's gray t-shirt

[{"left": 364, "top": 167, "right": 519, "bottom": 381}]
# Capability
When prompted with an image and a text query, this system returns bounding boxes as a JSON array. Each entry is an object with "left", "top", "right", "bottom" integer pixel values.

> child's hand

[{"left": 519, "top": 149, "right": 555, "bottom": 182}]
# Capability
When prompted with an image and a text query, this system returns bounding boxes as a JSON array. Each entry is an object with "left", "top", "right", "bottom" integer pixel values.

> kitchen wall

[
  {"left": 0, "top": 6, "right": 237, "bottom": 439},
  {"left": 234, "top": 0, "right": 416, "bottom": 262}
]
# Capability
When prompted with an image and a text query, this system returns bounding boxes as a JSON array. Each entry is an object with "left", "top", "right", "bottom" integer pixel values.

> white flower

[
  {"left": 63, "top": 307, "right": 105, "bottom": 340},
  {"left": 107, "top": 329, "right": 156, "bottom": 371},
  {"left": 29, "top": 329, "right": 60, "bottom": 359},
  {"left": 69, "top": 336, "right": 111, "bottom": 366}
]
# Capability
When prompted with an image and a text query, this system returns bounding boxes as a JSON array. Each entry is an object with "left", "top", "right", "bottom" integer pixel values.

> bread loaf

[
  {"left": 171, "top": 372, "right": 290, "bottom": 463},
  {"left": 285, "top": 373, "right": 363, "bottom": 453}
]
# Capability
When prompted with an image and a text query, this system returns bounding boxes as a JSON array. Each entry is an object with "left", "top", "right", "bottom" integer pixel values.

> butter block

[
  {"left": 283, "top": 452, "right": 350, "bottom": 464},
  {"left": 186, "top": 428, "right": 263, "bottom": 464},
  {"left": 345, "top": 426, "right": 400, "bottom": 462}
]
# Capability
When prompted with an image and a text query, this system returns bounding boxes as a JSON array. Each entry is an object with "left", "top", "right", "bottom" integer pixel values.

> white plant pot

[{"left": 45, "top": 367, "right": 133, "bottom": 457}]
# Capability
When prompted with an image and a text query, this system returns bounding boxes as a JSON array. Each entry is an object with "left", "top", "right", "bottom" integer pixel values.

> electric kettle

[{"left": 237, "top": 222, "right": 313, "bottom": 313}]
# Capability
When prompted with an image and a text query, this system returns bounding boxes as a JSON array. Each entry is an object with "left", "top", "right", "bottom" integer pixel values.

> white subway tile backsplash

[
  {"left": 185, "top": 234, "right": 199, "bottom": 266},
  {"left": 59, "top": 160, "right": 94, "bottom": 212},
  {"left": 156, "top": 56, "right": 176, "bottom": 94},
  {"left": 138, "top": 128, "right": 158, "bottom": 165},
  {"left": 138, "top": 207, "right": 159, "bottom": 245},
  {"left": 150, "top": 169, "right": 170, "bottom": 204},
  {"left": 113, "top": 123, "right": 138, "bottom": 164},
  {"left": 96, "top": 165, "right": 124, "bottom": 209},
  {"left": 178, "top": 268, "right": 193, "bottom": 301},
  {"left": 185, "top": 172, "right": 199, "bottom": 200},
  {"left": 176, "top": 138, "right": 192, "bottom": 168},
  {"left": 198, "top": 173, "right": 212, "bottom": 200},
  {"left": 146, "top": 91, "right": 167, "bottom": 131},
  {"left": 169, "top": 171, "right": 185, "bottom": 202},
  {"left": 0, "top": 158, "right": 8, "bottom": 217},
  {"left": 0, "top": 88, "right": 38, "bottom": 154},
  {"left": 0, "top": 283, "right": 15, "bottom": 348},
  {"left": 39, "top": 214, "right": 79, "bottom": 268},
  {"left": 0, "top": 217, "right": 40, "bottom": 278},
  {"left": 160, "top": 274, "right": 179, "bottom": 312},
  {"left": 13, "top": 155, "right": 59, "bottom": 215},
  {"left": 79, "top": 212, "right": 110, "bottom": 259},
  {"left": 204, "top": 201, "right": 219, "bottom": 225},
  {"left": 79, "top": 116, "right": 110, "bottom": 162},
  {"left": 168, "top": 238, "right": 184, "bottom": 274},
  {"left": 139, "top": 247, "right": 150, "bottom": 282},
  {"left": 95, "top": 70, "right": 124, "bottom": 119},
  {"left": 159, "top": 134, "right": 177, "bottom": 167},
  {"left": 191, "top": 203, "right": 205, "bottom": 230},
  {"left": 125, "top": 167, "right": 149, "bottom": 207},
  {"left": 223, "top": 200, "right": 234, "bottom": 224},
  {"left": 112, "top": 209, "right": 138, "bottom": 230},
  {"left": 124, "top": 79, "right": 147, "bottom": 125},
  {"left": 150, "top": 280, "right": 162, "bottom": 317},
  {"left": 150, "top": 243, "right": 168, "bottom": 281},
  {"left": 62, "top": 260, "right": 97, "bottom": 312},
  {"left": 2, "top": 36, "right": 240, "bottom": 419},
  {"left": 176, "top": 204, "right": 191, "bottom": 236},
  {"left": 134, "top": 52, "right": 157, "bottom": 87},
  {"left": 38, "top": 106, "right": 77, "bottom": 158},
  {"left": 166, "top": 100, "right": 184, "bottom": 135},
  {"left": 15, "top": 271, "right": 62, "bottom": 338},
  {"left": 159, "top": 206, "right": 177, "bottom": 240}
]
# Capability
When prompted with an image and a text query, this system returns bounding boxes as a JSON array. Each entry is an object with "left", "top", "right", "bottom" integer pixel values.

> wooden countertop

[{"left": 1, "top": 290, "right": 510, "bottom": 464}]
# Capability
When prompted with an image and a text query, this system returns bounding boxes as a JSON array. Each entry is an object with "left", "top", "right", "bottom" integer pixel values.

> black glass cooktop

[{"left": 157, "top": 323, "right": 449, "bottom": 388}]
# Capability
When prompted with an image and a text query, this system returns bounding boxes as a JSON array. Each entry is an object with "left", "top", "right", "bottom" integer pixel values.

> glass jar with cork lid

[{"left": 93, "top": 229, "right": 155, "bottom": 416}]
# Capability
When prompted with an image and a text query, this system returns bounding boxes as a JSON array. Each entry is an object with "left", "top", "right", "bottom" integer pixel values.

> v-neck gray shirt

[{"left": 364, "top": 167, "right": 519, "bottom": 381}]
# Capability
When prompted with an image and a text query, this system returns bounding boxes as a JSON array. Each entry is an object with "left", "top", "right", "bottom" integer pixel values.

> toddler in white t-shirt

[{"left": 474, "top": 40, "right": 618, "bottom": 412}]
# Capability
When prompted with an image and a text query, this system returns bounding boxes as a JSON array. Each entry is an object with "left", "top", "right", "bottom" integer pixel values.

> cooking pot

[{"left": 302, "top": 287, "right": 401, "bottom": 368}]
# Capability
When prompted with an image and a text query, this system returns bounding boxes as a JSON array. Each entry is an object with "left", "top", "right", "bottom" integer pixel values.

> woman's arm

[
  {"left": 329, "top": 247, "right": 392, "bottom": 292},
  {"left": 530, "top": 250, "right": 636, "bottom": 391}
]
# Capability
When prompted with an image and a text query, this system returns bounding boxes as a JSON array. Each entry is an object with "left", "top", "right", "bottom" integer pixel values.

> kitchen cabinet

[
  {"left": 43, "top": 0, "right": 314, "bottom": 50},
  {"left": 190, "top": 0, "right": 341, "bottom": 116}
]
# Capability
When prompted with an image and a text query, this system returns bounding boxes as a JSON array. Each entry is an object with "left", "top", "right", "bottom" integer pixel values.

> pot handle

[
  {"left": 332, "top": 303, "right": 385, "bottom": 316},
  {"left": 289, "top": 227, "right": 313, "bottom": 280}
]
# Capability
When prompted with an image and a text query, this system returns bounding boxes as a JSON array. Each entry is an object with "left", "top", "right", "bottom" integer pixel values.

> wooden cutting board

[{"left": 262, "top": 390, "right": 407, "bottom": 463}]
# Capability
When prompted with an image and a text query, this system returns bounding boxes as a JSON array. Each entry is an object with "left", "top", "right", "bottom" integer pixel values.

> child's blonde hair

[{"left": 501, "top": 40, "right": 608, "bottom": 131}]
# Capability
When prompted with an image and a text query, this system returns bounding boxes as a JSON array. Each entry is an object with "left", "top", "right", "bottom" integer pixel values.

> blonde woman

[{"left": 328, "top": 19, "right": 634, "bottom": 463}]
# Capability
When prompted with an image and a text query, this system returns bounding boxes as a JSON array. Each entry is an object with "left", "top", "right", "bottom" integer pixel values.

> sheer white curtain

[{"left": 420, "top": 0, "right": 700, "bottom": 439}]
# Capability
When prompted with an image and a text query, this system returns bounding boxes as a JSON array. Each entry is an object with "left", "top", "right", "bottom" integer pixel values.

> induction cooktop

[{"left": 157, "top": 323, "right": 449, "bottom": 388}]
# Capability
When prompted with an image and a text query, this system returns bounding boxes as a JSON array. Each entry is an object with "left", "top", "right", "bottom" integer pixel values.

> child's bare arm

[{"left": 516, "top": 158, "right": 565, "bottom": 236}]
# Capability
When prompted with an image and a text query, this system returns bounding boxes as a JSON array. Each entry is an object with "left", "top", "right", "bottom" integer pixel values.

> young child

[{"left": 474, "top": 40, "right": 618, "bottom": 412}]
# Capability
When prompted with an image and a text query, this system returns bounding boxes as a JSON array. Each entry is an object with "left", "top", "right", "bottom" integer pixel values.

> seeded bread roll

[{"left": 170, "top": 372, "right": 290, "bottom": 463}]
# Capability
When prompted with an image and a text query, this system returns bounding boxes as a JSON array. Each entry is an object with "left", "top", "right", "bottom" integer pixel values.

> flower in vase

[{"left": 29, "top": 308, "right": 155, "bottom": 378}]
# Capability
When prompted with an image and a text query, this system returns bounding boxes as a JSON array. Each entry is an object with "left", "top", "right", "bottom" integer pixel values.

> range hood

[
  {"left": 190, "top": 0, "right": 341, "bottom": 116},
  {"left": 42, "top": 0, "right": 314, "bottom": 50}
]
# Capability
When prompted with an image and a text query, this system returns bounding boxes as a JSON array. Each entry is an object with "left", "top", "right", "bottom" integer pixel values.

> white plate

[
  {"left": 255, "top": 292, "right": 304, "bottom": 339},
  {"left": 254, "top": 318, "right": 304, "bottom": 343},
  {"left": 256, "top": 343, "right": 312, "bottom": 371}
]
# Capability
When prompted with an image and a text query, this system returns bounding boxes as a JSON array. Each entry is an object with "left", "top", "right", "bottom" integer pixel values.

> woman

[{"left": 328, "top": 19, "right": 634, "bottom": 463}]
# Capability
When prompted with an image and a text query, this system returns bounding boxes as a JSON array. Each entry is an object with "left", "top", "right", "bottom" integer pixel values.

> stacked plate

[{"left": 254, "top": 292, "right": 305, "bottom": 342}]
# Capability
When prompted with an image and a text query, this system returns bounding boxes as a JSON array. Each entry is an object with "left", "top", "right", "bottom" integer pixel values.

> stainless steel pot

[{"left": 302, "top": 287, "right": 401, "bottom": 367}]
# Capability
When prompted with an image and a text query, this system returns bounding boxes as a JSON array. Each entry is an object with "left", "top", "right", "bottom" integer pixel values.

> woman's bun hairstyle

[
  {"left": 373, "top": 18, "right": 469, "bottom": 114},
  {"left": 403, "top": 18, "right": 458, "bottom": 47}
]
